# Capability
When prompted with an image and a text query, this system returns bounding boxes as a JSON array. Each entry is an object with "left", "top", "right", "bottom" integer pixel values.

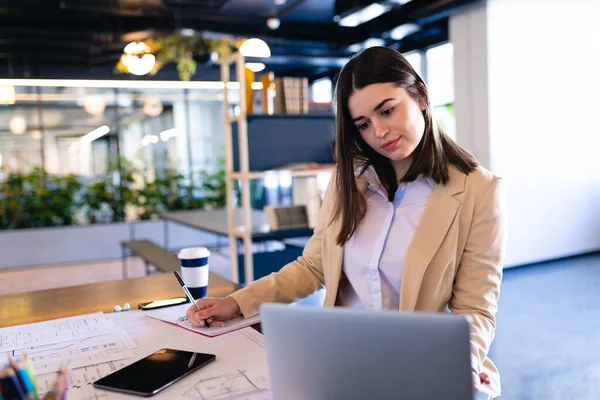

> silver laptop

[{"left": 260, "top": 304, "right": 474, "bottom": 400}]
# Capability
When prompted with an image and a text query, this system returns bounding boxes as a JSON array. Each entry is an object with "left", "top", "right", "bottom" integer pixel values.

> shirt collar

[{"left": 355, "top": 164, "right": 436, "bottom": 190}]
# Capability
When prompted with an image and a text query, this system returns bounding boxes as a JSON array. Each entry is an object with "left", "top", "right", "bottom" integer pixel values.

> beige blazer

[{"left": 231, "top": 165, "right": 506, "bottom": 397}]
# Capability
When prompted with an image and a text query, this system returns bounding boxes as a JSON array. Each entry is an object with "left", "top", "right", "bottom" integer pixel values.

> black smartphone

[
  {"left": 93, "top": 349, "right": 215, "bottom": 397},
  {"left": 138, "top": 297, "right": 189, "bottom": 310}
]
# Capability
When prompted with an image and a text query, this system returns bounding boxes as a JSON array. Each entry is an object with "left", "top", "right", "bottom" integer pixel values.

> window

[
  {"left": 425, "top": 43, "right": 456, "bottom": 140},
  {"left": 403, "top": 51, "right": 423, "bottom": 79},
  {"left": 426, "top": 43, "right": 454, "bottom": 107}
]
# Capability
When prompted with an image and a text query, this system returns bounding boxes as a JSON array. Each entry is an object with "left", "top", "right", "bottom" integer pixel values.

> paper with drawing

[
  {"left": 0, "top": 313, "right": 139, "bottom": 374},
  {"left": 146, "top": 303, "right": 261, "bottom": 337},
  {"left": 34, "top": 310, "right": 270, "bottom": 399}
]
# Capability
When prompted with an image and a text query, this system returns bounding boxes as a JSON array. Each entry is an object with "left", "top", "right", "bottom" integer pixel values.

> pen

[
  {"left": 173, "top": 271, "right": 211, "bottom": 328},
  {"left": 188, "top": 353, "right": 197, "bottom": 368}
]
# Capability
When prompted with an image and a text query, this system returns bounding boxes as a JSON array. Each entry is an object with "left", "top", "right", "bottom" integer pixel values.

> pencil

[
  {"left": 21, "top": 355, "right": 37, "bottom": 396},
  {"left": 0, "top": 367, "right": 26, "bottom": 400},
  {"left": 8, "top": 357, "right": 36, "bottom": 400}
]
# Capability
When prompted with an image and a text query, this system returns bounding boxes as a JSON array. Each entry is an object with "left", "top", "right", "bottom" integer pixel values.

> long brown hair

[{"left": 332, "top": 46, "right": 478, "bottom": 245}]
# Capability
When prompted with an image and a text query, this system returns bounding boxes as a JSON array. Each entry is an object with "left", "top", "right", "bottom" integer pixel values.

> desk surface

[
  {"left": 161, "top": 209, "right": 313, "bottom": 241},
  {"left": 0, "top": 272, "right": 239, "bottom": 328}
]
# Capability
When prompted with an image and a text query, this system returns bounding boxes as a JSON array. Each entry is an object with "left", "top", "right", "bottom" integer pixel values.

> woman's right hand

[{"left": 185, "top": 297, "right": 241, "bottom": 327}]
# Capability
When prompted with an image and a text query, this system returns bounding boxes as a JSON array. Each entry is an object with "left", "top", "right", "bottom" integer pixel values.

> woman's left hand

[{"left": 472, "top": 371, "right": 491, "bottom": 392}]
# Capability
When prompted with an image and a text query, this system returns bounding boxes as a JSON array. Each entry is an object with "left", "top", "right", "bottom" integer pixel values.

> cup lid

[{"left": 178, "top": 247, "right": 210, "bottom": 260}]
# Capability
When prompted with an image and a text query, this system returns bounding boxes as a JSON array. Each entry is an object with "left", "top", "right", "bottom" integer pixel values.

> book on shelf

[
  {"left": 263, "top": 205, "right": 309, "bottom": 231},
  {"left": 273, "top": 77, "right": 309, "bottom": 115},
  {"left": 260, "top": 72, "right": 275, "bottom": 115}
]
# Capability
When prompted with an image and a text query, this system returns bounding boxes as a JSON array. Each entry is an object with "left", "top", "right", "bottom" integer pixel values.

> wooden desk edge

[{"left": 0, "top": 272, "right": 240, "bottom": 328}]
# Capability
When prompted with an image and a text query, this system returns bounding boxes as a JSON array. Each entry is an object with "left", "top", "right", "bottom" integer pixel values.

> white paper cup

[{"left": 178, "top": 247, "right": 211, "bottom": 299}]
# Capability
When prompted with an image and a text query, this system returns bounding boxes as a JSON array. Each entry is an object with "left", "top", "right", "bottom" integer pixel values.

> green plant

[
  {"left": 0, "top": 168, "right": 83, "bottom": 229},
  {"left": 0, "top": 159, "right": 229, "bottom": 230},
  {"left": 132, "top": 168, "right": 184, "bottom": 220},
  {"left": 197, "top": 167, "right": 227, "bottom": 209}
]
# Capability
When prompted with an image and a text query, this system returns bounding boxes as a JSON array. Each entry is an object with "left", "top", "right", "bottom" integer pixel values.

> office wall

[
  {"left": 451, "top": 0, "right": 600, "bottom": 266},
  {"left": 0, "top": 221, "right": 219, "bottom": 269}
]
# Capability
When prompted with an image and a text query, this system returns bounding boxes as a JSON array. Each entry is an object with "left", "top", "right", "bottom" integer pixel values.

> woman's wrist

[{"left": 225, "top": 296, "right": 242, "bottom": 316}]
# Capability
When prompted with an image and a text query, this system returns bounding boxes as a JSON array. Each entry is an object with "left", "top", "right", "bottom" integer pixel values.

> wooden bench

[{"left": 120, "top": 240, "right": 179, "bottom": 278}]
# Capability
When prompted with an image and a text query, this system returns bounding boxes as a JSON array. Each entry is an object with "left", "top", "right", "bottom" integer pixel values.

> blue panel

[
  {"left": 237, "top": 244, "right": 305, "bottom": 285},
  {"left": 232, "top": 115, "right": 335, "bottom": 172}
]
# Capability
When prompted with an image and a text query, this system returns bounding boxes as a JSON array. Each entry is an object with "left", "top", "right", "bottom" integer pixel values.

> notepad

[{"left": 145, "top": 304, "right": 261, "bottom": 338}]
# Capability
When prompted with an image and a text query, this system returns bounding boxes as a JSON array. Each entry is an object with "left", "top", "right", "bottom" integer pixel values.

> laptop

[{"left": 260, "top": 304, "right": 474, "bottom": 400}]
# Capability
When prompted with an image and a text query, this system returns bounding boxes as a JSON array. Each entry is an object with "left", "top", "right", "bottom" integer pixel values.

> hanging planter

[{"left": 114, "top": 33, "right": 242, "bottom": 81}]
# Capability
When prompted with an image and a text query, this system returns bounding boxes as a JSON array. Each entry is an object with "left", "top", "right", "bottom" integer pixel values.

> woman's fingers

[
  {"left": 479, "top": 372, "right": 490, "bottom": 385},
  {"left": 185, "top": 298, "right": 239, "bottom": 327}
]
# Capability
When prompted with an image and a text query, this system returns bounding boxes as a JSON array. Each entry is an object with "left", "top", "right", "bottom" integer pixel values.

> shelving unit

[{"left": 220, "top": 52, "right": 335, "bottom": 285}]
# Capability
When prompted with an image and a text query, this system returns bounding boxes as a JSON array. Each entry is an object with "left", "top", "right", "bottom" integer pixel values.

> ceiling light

[
  {"left": 267, "top": 18, "right": 280, "bottom": 30},
  {"left": 240, "top": 38, "right": 271, "bottom": 58},
  {"left": 9, "top": 116, "right": 27, "bottom": 135},
  {"left": 245, "top": 63, "right": 266, "bottom": 72},
  {"left": 121, "top": 53, "right": 155, "bottom": 76},
  {"left": 159, "top": 128, "right": 177, "bottom": 142},
  {"left": 124, "top": 41, "right": 151, "bottom": 55},
  {"left": 348, "top": 38, "right": 386, "bottom": 52},
  {"left": 389, "top": 23, "right": 420, "bottom": 40},
  {"left": 274, "top": 0, "right": 286, "bottom": 4},
  {"left": 338, "top": 3, "right": 391, "bottom": 27},
  {"left": 141, "top": 134, "right": 160, "bottom": 146},
  {"left": 121, "top": 41, "right": 155, "bottom": 76},
  {"left": 348, "top": 44, "right": 362, "bottom": 53},
  {"left": 83, "top": 95, "right": 106, "bottom": 116},
  {"left": 31, "top": 130, "right": 43, "bottom": 141},
  {"left": 80, "top": 125, "right": 110, "bottom": 143},
  {"left": 392, "top": 0, "right": 413, "bottom": 4},
  {"left": 180, "top": 28, "right": 195, "bottom": 37},
  {"left": 363, "top": 38, "right": 385, "bottom": 48},
  {"left": 0, "top": 86, "right": 15, "bottom": 105},
  {"left": 143, "top": 96, "right": 163, "bottom": 117}
]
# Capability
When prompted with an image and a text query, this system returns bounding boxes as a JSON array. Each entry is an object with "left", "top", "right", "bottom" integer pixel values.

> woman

[{"left": 187, "top": 47, "right": 506, "bottom": 398}]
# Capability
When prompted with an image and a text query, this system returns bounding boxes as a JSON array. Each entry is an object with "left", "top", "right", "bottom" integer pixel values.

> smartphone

[
  {"left": 138, "top": 297, "right": 189, "bottom": 310},
  {"left": 93, "top": 349, "right": 215, "bottom": 397}
]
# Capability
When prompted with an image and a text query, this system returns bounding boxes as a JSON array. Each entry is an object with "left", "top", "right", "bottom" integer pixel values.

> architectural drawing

[
  {"left": 184, "top": 369, "right": 269, "bottom": 400},
  {"left": 0, "top": 313, "right": 113, "bottom": 352}
]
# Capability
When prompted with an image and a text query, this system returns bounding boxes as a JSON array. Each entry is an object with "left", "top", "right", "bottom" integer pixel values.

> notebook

[{"left": 146, "top": 304, "right": 261, "bottom": 338}]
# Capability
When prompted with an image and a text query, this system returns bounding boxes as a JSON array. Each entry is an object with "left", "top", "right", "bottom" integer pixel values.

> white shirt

[{"left": 337, "top": 166, "right": 434, "bottom": 310}]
